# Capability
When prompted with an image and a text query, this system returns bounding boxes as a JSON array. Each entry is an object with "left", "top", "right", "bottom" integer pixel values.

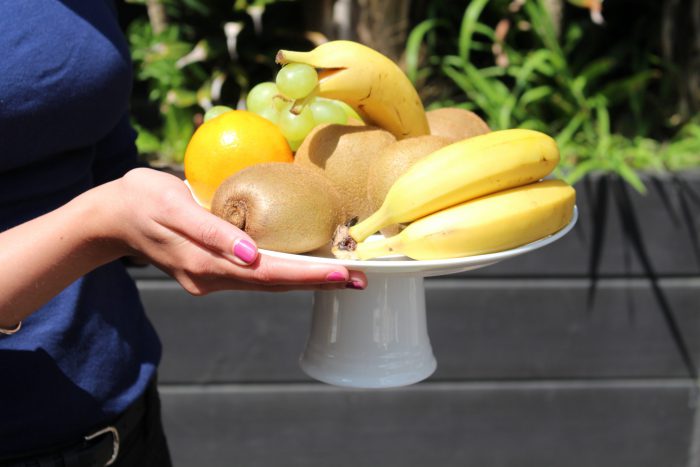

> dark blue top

[{"left": 0, "top": 0, "right": 161, "bottom": 456}]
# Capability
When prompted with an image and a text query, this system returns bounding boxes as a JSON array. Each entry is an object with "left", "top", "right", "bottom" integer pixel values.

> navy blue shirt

[{"left": 0, "top": 0, "right": 161, "bottom": 455}]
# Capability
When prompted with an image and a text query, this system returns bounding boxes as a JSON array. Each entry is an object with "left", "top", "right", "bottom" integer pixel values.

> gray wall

[{"left": 131, "top": 172, "right": 700, "bottom": 466}]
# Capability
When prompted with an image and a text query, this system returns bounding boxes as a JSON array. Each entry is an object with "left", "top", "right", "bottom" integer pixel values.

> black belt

[{"left": 0, "top": 384, "right": 150, "bottom": 467}]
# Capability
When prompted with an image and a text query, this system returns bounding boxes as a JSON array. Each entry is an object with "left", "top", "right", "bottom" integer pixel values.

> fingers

[
  {"left": 347, "top": 270, "right": 367, "bottom": 290},
  {"left": 166, "top": 243, "right": 367, "bottom": 295},
  {"left": 246, "top": 253, "right": 367, "bottom": 289},
  {"left": 185, "top": 278, "right": 363, "bottom": 294}
]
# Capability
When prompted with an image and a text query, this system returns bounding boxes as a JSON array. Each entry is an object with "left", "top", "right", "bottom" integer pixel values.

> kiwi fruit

[
  {"left": 346, "top": 117, "right": 365, "bottom": 126},
  {"left": 210, "top": 162, "right": 345, "bottom": 254},
  {"left": 426, "top": 108, "right": 490, "bottom": 142},
  {"left": 367, "top": 135, "right": 452, "bottom": 237},
  {"left": 294, "top": 123, "right": 396, "bottom": 221}
]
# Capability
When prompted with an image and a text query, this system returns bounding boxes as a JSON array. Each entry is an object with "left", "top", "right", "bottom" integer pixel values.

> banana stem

[
  {"left": 348, "top": 208, "right": 390, "bottom": 242},
  {"left": 276, "top": 50, "right": 314, "bottom": 66}
]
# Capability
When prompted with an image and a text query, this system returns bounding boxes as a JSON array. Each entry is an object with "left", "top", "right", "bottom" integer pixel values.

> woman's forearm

[{"left": 0, "top": 182, "right": 127, "bottom": 326}]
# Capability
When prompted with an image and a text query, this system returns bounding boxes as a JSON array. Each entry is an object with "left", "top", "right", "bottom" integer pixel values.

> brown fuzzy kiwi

[
  {"left": 426, "top": 108, "right": 490, "bottom": 142},
  {"left": 367, "top": 135, "right": 452, "bottom": 237},
  {"left": 294, "top": 123, "right": 396, "bottom": 221},
  {"left": 210, "top": 162, "right": 345, "bottom": 254}
]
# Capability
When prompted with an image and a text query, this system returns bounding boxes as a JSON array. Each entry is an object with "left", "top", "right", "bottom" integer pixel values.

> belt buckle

[{"left": 84, "top": 426, "right": 120, "bottom": 466}]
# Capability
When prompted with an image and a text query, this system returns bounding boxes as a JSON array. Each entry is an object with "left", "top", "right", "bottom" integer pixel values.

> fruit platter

[{"left": 182, "top": 40, "right": 579, "bottom": 388}]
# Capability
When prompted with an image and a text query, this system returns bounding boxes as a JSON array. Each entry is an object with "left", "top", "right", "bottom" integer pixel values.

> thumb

[{"left": 166, "top": 196, "right": 259, "bottom": 266}]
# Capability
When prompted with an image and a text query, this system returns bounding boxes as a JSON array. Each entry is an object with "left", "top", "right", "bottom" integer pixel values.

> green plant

[
  {"left": 128, "top": 19, "right": 201, "bottom": 164},
  {"left": 406, "top": 1, "right": 700, "bottom": 383},
  {"left": 405, "top": 0, "right": 700, "bottom": 192},
  {"left": 124, "top": 0, "right": 307, "bottom": 165}
]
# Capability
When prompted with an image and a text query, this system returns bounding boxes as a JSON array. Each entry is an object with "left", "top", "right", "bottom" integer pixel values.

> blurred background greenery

[{"left": 118, "top": 0, "right": 700, "bottom": 191}]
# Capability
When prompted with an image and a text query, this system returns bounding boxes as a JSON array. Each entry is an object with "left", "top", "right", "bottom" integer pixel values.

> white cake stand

[
  {"left": 184, "top": 181, "right": 578, "bottom": 388},
  {"left": 259, "top": 207, "right": 579, "bottom": 389}
]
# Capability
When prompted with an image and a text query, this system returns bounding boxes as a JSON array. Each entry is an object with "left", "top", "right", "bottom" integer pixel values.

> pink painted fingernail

[
  {"left": 345, "top": 281, "right": 365, "bottom": 290},
  {"left": 326, "top": 271, "right": 347, "bottom": 282},
  {"left": 233, "top": 239, "right": 258, "bottom": 265}
]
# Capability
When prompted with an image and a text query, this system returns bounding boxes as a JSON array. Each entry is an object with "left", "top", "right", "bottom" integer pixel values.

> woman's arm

[
  {"left": 0, "top": 168, "right": 365, "bottom": 328},
  {"left": 0, "top": 179, "right": 128, "bottom": 326}
]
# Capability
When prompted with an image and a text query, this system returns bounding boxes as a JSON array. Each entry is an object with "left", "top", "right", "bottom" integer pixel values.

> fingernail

[
  {"left": 233, "top": 239, "right": 258, "bottom": 265},
  {"left": 326, "top": 271, "right": 347, "bottom": 282},
  {"left": 345, "top": 281, "right": 365, "bottom": 290}
]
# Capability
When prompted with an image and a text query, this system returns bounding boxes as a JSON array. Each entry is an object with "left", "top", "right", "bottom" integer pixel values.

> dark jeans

[
  {"left": 0, "top": 378, "right": 172, "bottom": 467},
  {"left": 112, "top": 378, "right": 172, "bottom": 467}
]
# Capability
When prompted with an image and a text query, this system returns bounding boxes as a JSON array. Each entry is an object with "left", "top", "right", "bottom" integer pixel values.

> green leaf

[
  {"left": 462, "top": 63, "right": 510, "bottom": 114},
  {"left": 518, "top": 85, "right": 553, "bottom": 108},
  {"left": 134, "top": 127, "right": 162, "bottom": 155},
  {"left": 166, "top": 88, "right": 199, "bottom": 107},
  {"left": 441, "top": 63, "right": 482, "bottom": 107},
  {"left": 571, "top": 76, "right": 587, "bottom": 101},
  {"left": 594, "top": 100, "right": 611, "bottom": 153},
  {"left": 599, "top": 70, "right": 657, "bottom": 105},
  {"left": 477, "top": 66, "right": 508, "bottom": 79},
  {"left": 181, "top": 0, "right": 211, "bottom": 16},
  {"left": 458, "top": 0, "right": 490, "bottom": 64},
  {"left": 617, "top": 163, "right": 647, "bottom": 194},
  {"left": 472, "top": 23, "right": 496, "bottom": 42},
  {"left": 518, "top": 119, "right": 549, "bottom": 131},
  {"left": 556, "top": 112, "right": 587, "bottom": 147},
  {"left": 499, "top": 94, "right": 518, "bottom": 130},
  {"left": 161, "top": 107, "right": 195, "bottom": 164},
  {"left": 462, "top": 64, "right": 501, "bottom": 101},
  {"left": 514, "top": 49, "right": 554, "bottom": 91},
  {"left": 441, "top": 63, "right": 502, "bottom": 124},
  {"left": 562, "top": 23, "right": 583, "bottom": 54},
  {"left": 564, "top": 159, "right": 603, "bottom": 186},
  {"left": 524, "top": 0, "right": 565, "bottom": 60},
  {"left": 578, "top": 57, "right": 615, "bottom": 83},
  {"left": 405, "top": 19, "right": 449, "bottom": 83}
]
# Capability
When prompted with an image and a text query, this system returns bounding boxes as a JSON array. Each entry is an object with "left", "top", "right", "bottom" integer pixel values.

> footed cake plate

[{"left": 186, "top": 180, "right": 578, "bottom": 388}]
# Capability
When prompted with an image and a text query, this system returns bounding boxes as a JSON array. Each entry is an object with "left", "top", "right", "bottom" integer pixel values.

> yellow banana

[
  {"left": 276, "top": 40, "right": 429, "bottom": 139},
  {"left": 345, "top": 128, "right": 561, "bottom": 243},
  {"left": 350, "top": 179, "right": 576, "bottom": 261}
]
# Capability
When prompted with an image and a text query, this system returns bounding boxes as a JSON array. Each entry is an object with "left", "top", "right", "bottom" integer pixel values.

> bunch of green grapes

[{"left": 245, "top": 64, "right": 358, "bottom": 151}]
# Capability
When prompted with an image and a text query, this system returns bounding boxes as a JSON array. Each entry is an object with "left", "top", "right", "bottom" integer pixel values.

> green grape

[
  {"left": 257, "top": 106, "right": 280, "bottom": 125},
  {"left": 203, "top": 105, "right": 233, "bottom": 122},
  {"left": 288, "top": 139, "right": 304, "bottom": 152},
  {"left": 246, "top": 82, "right": 279, "bottom": 114},
  {"left": 335, "top": 100, "right": 363, "bottom": 122},
  {"left": 278, "top": 106, "right": 315, "bottom": 142},
  {"left": 272, "top": 94, "right": 291, "bottom": 111},
  {"left": 276, "top": 63, "right": 318, "bottom": 99},
  {"left": 309, "top": 98, "right": 348, "bottom": 125}
]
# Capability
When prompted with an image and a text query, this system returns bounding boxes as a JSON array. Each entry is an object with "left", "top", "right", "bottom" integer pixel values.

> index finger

[{"left": 246, "top": 253, "right": 368, "bottom": 289}]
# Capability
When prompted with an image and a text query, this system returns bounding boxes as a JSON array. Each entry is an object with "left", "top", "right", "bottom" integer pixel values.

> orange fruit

[{"left": 184, "top": 110, "right": 293, "bottom": 208}]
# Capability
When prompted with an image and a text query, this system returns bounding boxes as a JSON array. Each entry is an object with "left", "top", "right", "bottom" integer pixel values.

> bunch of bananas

[
  {"left": 329, "top": 129, "right": 575, "bottom": 260},
  {"left": 278, "top": 41, "right": 576, "bottom": 261}
]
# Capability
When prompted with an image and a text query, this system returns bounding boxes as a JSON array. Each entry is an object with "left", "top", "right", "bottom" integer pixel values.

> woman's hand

[
  {"left": 0, "top": 167, "right": 367, "bottom": 326},
  {"left": 109, "top": 168, "right": 367, "bottom": 294}
]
